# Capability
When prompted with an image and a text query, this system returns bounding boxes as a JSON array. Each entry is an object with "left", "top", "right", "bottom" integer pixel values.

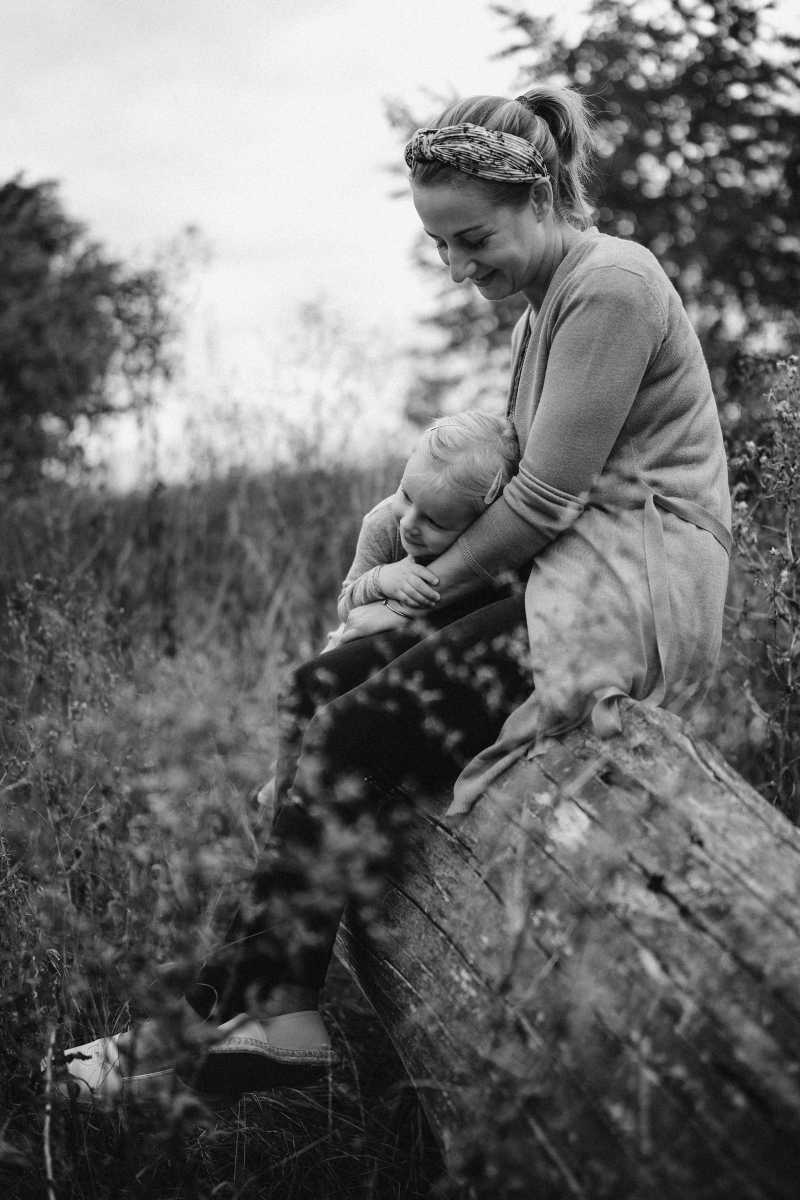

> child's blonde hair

[{"left": 416, "top": 410, "right": 519, "bottom": 513}]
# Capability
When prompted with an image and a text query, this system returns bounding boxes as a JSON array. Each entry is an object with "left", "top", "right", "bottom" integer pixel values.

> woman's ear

[{"left": 528, "top": 178, "right": 553, "bottom": 220}]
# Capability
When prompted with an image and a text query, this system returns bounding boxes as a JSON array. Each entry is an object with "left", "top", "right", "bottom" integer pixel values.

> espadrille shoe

[
  {"left": 50, "top": 1033, "right": 174, "bottom": 1110},
  {"left": 184, "top": 1010, "right": 335, "bottom": 1098}
]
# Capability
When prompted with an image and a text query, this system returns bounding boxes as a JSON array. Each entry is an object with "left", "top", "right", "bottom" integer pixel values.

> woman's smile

[{"left": 411, "top": 178, "right": 552, "bottom": 304}]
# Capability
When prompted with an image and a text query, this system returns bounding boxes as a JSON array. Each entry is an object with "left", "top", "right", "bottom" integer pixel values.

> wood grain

[{"left": 336, "top": 701, "right": 800, "bottom": 1199}]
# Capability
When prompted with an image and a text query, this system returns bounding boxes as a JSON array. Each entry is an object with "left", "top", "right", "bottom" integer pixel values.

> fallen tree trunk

[{"left": 335, "top": 700, "right": 800, "bottom": 1200}]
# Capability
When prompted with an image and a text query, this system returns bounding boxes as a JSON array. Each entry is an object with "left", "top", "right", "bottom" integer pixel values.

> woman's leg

[
  {"left": 271, "top": 586, "right": 502, "bottom": 811},
  {"left": 271, "top": 625, "right": 423, "bottom": 816},
  {"left": 56, "top": 592, "right": 529, "bottom": 1103},
  {"left": 193, "top": 591, "right": 530, "bottom": 1026},
  {"left": 186, "top": 592, "right": 499, "bottom": 1021}
]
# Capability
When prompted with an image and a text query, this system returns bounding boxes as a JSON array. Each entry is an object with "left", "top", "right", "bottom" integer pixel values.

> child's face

[{"left": 390, "top": 447, "right": 477, "bottom": 559}]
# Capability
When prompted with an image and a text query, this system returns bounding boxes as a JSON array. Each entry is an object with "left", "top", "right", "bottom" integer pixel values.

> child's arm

[{"left": 337, "top": 498, "right": 400, "bottom": 621}]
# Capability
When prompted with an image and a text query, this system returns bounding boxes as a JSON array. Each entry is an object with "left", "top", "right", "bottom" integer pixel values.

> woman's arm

[
  {"left": 422, "top": 265, "right": 666, "bottom": 607},
  {"left": 335, "top": 599, "right": 413, "bottom": 644}
]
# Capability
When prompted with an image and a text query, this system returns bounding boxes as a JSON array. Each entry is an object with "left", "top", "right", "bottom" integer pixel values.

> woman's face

[{"left": 412, "top": 178, "right": 547, "bottom": 302}]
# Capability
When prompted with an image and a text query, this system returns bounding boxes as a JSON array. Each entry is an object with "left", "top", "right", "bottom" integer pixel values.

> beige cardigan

[{"left": 450, "top": 230, "right": 731, "bottom": 815}]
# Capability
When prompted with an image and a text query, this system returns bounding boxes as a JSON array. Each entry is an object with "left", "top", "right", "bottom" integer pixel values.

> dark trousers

[{"left": 187, "top": 587, "right": 530, "bottom": 1021}]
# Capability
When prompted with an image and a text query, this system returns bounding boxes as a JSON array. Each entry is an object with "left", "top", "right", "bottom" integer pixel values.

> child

[
  {"left": 254, "top": 410, "right": 519, "bottom": 811},
  {"left": 325, "top": 409, "right": 520, "bottom": 649}
]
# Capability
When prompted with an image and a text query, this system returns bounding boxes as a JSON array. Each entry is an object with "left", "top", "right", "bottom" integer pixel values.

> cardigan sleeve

[
  {"left": 457, "top": 265, "right": 667, "bottom": 579},
  {"left": 337, "top": 497, "right": 401, "bottom": 620}
]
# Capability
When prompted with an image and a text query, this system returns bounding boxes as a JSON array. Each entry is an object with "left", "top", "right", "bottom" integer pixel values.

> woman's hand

[
  {"left": 337, "top": 601, "right": 412, "bottom": 644},
  {"left": 378, "top": 558, "right": 439, "bottom": 608}
]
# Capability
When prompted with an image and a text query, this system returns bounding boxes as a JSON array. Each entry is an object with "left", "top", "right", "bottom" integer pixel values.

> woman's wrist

[{"left": 382, "top": 598, "right": 411, "bottom": 619}]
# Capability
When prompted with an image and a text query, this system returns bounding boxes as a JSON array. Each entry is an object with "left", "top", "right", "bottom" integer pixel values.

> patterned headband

[{"left": 404, "top": 122, "right": 549, "bottom": 184}]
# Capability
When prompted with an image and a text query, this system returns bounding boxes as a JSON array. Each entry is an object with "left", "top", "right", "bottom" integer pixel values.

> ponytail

[{"left": 514, "top": 87, "right": 595, "bottom": 228}]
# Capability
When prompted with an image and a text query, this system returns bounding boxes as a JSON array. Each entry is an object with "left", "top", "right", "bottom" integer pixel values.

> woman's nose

[{"left": 448, "top": 248, "right": 476, "bottom": 284}]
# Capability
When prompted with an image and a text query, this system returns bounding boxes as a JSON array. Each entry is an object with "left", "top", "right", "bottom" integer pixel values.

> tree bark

[{"left": 335, "top": 700, "right": 800, "bottom": 1199}]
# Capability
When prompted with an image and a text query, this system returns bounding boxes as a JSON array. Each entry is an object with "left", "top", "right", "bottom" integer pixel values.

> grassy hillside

[{"left": 0, "top": 355, "right": 797, "bottom": 1198}]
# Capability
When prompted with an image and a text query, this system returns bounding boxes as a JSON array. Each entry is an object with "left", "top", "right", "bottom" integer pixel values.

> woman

[{"left": 60, "top": 85, "right": 730, "bottom": 1105}]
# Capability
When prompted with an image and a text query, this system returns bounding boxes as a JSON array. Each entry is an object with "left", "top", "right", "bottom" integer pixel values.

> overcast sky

[
  {"left": 3, "top": 0, "right": 798, "bottom": 482},
  {"left": 2, "top": 1, "right": 537, "bottom": 371}
]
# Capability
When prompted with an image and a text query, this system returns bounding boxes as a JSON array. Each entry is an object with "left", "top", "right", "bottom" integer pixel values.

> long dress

[{"left": 450, "top": 228, "right": 731, "bottom": 813}]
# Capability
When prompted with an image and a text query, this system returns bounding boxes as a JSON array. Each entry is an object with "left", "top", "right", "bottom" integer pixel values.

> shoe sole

[{"left": 184, "top": 1050, "right": 335, "bottom": 1099}]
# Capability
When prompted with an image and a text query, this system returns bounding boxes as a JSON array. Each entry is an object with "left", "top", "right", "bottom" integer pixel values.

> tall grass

[
  {"left": 0, "top": 356, "right": 797, "bottom": 1197},
  {"left": 0, "top": 450, "right": 446, "bottom": 1198}
]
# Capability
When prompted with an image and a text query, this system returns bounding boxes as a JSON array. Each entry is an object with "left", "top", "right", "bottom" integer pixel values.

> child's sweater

[{"left": 336, "top": 497, "right": 403, "bottom": 621}]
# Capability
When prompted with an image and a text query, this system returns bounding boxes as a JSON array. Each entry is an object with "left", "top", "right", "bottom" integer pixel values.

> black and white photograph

[{"left": 1, "top": 1, "right": 799, "bottom": 1196}]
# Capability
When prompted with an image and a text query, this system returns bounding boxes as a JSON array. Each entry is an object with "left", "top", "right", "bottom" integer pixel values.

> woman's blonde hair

[
  {"left": 409, "top": 85, "right": 596, "bottom": 229},
  {"left": 416, "top": 410, "right": 520, "bottom": 512}
]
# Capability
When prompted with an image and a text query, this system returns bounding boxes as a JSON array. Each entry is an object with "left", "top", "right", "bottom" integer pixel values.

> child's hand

[{"left": 378, "top": 558, "right": 439, "bottom": 607}]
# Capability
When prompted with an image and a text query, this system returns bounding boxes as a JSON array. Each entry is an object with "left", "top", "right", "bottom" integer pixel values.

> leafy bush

[
  {"left": 0, "top": 178, "right": 177, "bottom": 486},
  {"left": 701, "top": 355, "right": 800, "bottom": 820}
]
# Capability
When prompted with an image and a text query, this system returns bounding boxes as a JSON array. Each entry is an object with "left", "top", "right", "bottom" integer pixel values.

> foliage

[
  {"left": 716, "top": 354, "right": 800, "bottom": 818},
  {"left": 390, "top": 0, "right": 800, "bottom": 422},
  {"left": 497, "top": 0, "right": 800, "bottom": 348},
  {"left": 0, "top": 458, "right": 441, "bottom": 1198},
  {"left": 0, "top": 177, "right": 177, "bottom": 486}
]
